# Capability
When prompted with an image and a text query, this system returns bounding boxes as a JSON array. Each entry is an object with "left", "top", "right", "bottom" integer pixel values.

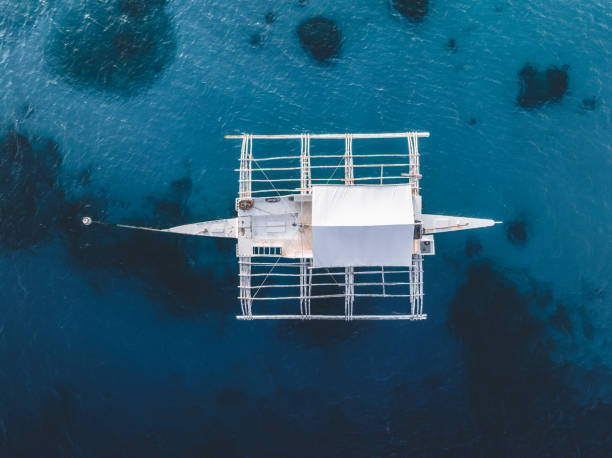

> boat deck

[{"left": 238, "top": 195, "right": 313, "bottom": 258}]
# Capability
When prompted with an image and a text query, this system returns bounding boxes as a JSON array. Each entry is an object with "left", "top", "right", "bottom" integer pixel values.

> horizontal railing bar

[
  {"left": 236, "top": 314, "right": 428, "bottom": 320},
  {"left": 313, "top": 153, "right": 413, "bottom": 159},
  {"left": 239, "top": 261, "right": 303, "bottom": 266},
  {"left": 236, "top": 163, "right": 410, "bottom": 172},
  {"left": 242, "top": 281, "right": 418, "bottom": 289},
  {"left": 241, "top": 153, "right": 412, "bottom": 162},
  {"left": 240, "top": 264, "right": 417, "bottom": 271},
  {"left": 240, "top": 268, "right": 417, "bottom": 274},
  {"left": 247, "top": 187, "right": 420, "bottom": 195},
  {"left": 226, "top": 132, "right": 430, "bottom": 140},
  {"left": 243, "top": 176, "right": 409, "bottom": 182},
  {"left": 242, "top": 294, "right": 346, "bottom": 300},
  {"left": 239, "top": 293, "right": 418, "bottom": 300},
  {"left": 245, "top": 156, "right": 300, "bottom": 162},
  {"left": 312, "top": 176, "right": 409, "bottom": 181},
  {"left": 249, "top": 188, "right": 303, "bottom": 194},
  {"left": 240, "top": 270, "right": 414, "bottom": 277}
]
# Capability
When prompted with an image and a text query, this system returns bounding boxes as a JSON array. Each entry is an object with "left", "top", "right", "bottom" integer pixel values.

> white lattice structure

[{"left": 86, "top": 132, "right": 499, "bottom": 321}]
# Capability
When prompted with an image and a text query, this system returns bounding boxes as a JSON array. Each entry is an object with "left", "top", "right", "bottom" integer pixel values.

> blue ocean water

[{"left": 0, "top": 0, "right": 611, "bottom": 456}]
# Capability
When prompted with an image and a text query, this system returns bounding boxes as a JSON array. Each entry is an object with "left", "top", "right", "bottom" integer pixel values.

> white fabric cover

[{"left": 312, "top": 185, "right": 415, "bottom": 267}]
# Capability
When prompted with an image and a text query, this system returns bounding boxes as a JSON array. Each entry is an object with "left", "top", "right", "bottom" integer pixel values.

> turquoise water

[{"left": 0, "top": 0, "right": 611, "bottom": 455}]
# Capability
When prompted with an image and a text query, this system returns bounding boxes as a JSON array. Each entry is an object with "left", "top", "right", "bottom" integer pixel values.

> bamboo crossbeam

[
  {"left": 249, "top": 188, "right": 303, "bottom": 194},
  {"left": 241, "top": 153, "right": 412, "bottom": 162},
  {"left": 235, "top": 163, "right": 410, "bottom": 172},
  {"left": 239, "top": 261, "right": 304, "bottom": 266},
  {"left": 243, "top": 176, "right": 410, "bottom": 183},
  {"left": 240, "top": 269, "right": 414, "bottom": 277},
  {"left": 242, "top": 281, "right": 418, "bottom": 289},
  {"left": 236, "top": 314, "right": 428, "bottom": 320},
  {"left": 226, "top": 132, "right": 430, "bottom": 140},
  {"left": 239, "top": 293, "right": 417, "bottom": 300},
  {"left": 241, "top": 294, "right": 347, "bottom": 300}
]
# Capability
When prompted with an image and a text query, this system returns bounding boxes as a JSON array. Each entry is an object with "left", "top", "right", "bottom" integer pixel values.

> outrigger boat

[{"left": 83, "top": 132, "right": 500, "bottom": 321}]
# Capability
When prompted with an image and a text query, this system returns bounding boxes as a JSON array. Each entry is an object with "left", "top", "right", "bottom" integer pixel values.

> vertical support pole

[
  {"left": 417, "top": 256, "right": 423, "bottom": 316},
  {"left": 307, "top": 261, "right": 312, "bottom": 318},
  {"left": 381, "top": 266, "right": 386, "bottom": 296},
  {"left": 344, "top": 266, "right": 354, "bottom": 321},
  {"left": 299, "top": 258, "right": 306, "bottom": 318},
  {"left": 239, "top": 134, "right": 252, "bottom": 199},
  {"left": 409, "top": 255, "right": 423, "bottom": 317},
  {"left": 344, "top": 134, "right": 354, "bottom": 185},
  {"left": 407, "top": 132, "right": 420, "bottom": 196},
  {"left": 300, "top": 134, "right": 311, "bottom": 194},
  {"left": 299, "top": 258, "right": 312, "bottom": 319},
  {"left": 239, "top": 257, "right": 253, "bottom": 319}
]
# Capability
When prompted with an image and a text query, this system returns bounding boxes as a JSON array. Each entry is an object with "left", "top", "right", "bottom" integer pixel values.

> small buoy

[{"left": 81, "top": 216, "right": 92, "bottom": 226}]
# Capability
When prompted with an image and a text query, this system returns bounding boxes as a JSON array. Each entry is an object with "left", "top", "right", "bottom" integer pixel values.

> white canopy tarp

[{"left": 312, "top": 185, "right": 415, "bottom": 267}]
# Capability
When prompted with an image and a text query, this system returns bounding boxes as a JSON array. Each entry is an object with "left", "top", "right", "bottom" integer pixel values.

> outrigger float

[{"left": 83, "top": 132, "right": 500, "bottom": 321}]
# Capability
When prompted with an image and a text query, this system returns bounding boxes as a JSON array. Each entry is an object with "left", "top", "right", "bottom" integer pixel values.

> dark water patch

[
  {"left": 249, "top": 32, "right": 264, "bottom": 48},
  {"left": 265, "top": 12, "right": 276, "bottom": 24},
  {"left": 215, "top": 388, "right": 246, "bottom": 407},
  {"left": 77, "top": 165, "right": 93, "bottom": 187},
  {"left": 0, "top": 129, "right": 66, "bottom": 250},
  {"left": 392, "top": 0, "right": 428, "bottom": 22},
  {"left": 147, "top": 176, "right": 192, "bottom": 227},
  {"left": 20, "top": 102, "right": 34, "bottom": 120},
  {"left": 195, "top": 390, "right": 359, "bottom": 457},
  {"left": 447, "top": 262, "right": 612, "bottom": 453},
  {"left": 120, "top": 0, "right": 167, "bottom": 17},
  {"left": 580, "top": 96, "right": 598, "bottom": 111},
  {"left": 213, "top": 237, "right": 235, "bottom": 255},
  {"left": 385, "top": 393, "right": 479, "bottom": 455},
  {"left": 576, "top": 401, "right": 612, "bottom": 455},
  {"left": 447, "top": 38, "right": 457, "bottom": 53},
  {"left": 549, "top": 304, "right": 573, "bottom": 335},
  {"left": 276, "top": 278, "right": 356, "bottom": 341},
  {"left": 4, "top": 383, "right": 82, "bottom": 458},
  {"left": 40, "top": 384, "right": 80, "bottom": 441},
  {"left": 274, "top": 276, "right": 366, "bottom": 346},
  {"left": 46, "top": 0, "right": 176, "bottom": 95},
  {"left": 298, "top": 0, "right": 308, "bottom": 7},
  {"left": 506, "top": 217, "right": 528, "bottom": 245},
  {"left": 277, "top": 317, "right": 363, "bottom": 347},
  {"left": 0, "top": 417, "right": 5, "bottom": 449},
  {"left": 297, "top": 16, "right": 342, "bottom": 63},
  {"left": 580, "top": 279, "right": 606, "bottom": 301},
  {"left": 582, "top": 320, "right": 595, "bottom": 340},
  {"left": 449, "top": 262, "right": 557, "bottom": 449},
  {"left": 517, "top": 63, "right": 569, "bottom": 108},
  {"left": 532, "top": 285, "right": 553, "bottom": 308},
  {"left": 468, "top": 117, "right": 477, "bottom": 125},
  {"left": 65, "top": 222, "right": 233, "bottom": 317},
  {"left": 61, "top": 180, "right": 235, "bottom": 317},
  {"left": 170, "top": 176, "right": 192, "bottom": 196},
  {"left": 421, "top": 372, "right": 446, "bottom": 389},
  {"left": 464, "top": 237, "right": 482, "bottom": 258},
  {"left": 55, "top": 173, "right": 239, "bottom": 318},
  {"left": 575, "top": 305, "right": 596, "bottom": 341}
]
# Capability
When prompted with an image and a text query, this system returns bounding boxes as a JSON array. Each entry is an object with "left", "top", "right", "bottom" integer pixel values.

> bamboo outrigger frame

[
  {"left": 229, "top": 132, "right": 428, "bottom": 320},
  {"left": 83, "top": 131, "right": 499, "bottom": 321}
]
